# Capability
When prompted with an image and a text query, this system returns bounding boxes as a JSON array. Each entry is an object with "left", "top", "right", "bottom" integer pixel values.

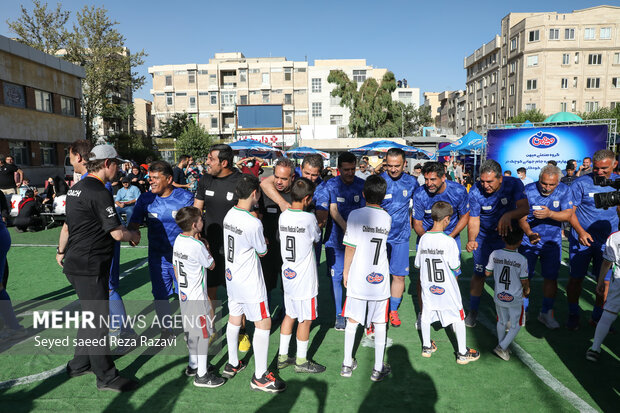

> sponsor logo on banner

[
  {"left": 283, "top": 268, "right": 297, "bottom": 279},
  {"left": 469, "top": 138, "right": 484, "bottom": 147},
  {"left": 497, "top": 291, "right": 514, "bottom": 302},
  {"left": 225, "top": 269, "right": 232, "bottom": 281},
  {"left": 429, "top": 285, "right": 445, "bottom": 295},
  {"left": 366, "top": 272, "right": 384, "bottom": 284},
  {"left": 529, "top": 131, "right": 558, "bottom": 148},
  {"left": 180, "top": 291, "right": 187, "bottom": 302}
]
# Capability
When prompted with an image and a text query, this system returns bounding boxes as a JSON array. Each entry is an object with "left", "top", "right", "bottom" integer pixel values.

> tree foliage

[
  {"left": 110, "top": 132, "right": 158, "bottom": 163},
  {"left": 6, "top": 0, "right": 70, "bottom": 55},
  {"left": 175, "top": 122, "right": 214, "bottom": 160},
  {"left": 159, "top": 113, "right": 196, "bottom": 139},
  {"left": 506, "top": 108, "right": 547, "bottom": 124},
  {"left": 578, "top": 105, "right": 620, "bottom": 125}
]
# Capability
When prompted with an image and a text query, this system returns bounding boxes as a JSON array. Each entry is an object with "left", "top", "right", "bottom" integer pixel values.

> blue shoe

[{"left": 335, "top": 315, "right": 346, "bottom": 331}]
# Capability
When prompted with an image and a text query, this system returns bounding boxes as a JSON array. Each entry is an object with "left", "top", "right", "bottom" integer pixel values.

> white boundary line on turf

[
  {"left": 477, "top": 315, "right": 598, "bottom": 413},
  {"left": 0, "top": 258, "right": 148, "bottom": 390},
  {"left": 12, "top": 244, "right": 148, "bottom": 249}
]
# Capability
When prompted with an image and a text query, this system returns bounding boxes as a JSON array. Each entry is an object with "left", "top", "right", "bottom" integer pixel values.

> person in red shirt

[{"left": 236, "top": 156, "right": 265, "bottom": 177}]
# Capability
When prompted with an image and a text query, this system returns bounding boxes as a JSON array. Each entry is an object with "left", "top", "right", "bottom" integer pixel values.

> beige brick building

[
  {"left": 464, "top": 5, "right": 620, "bottom": 133},
  {"left": 133, "top": 98, "right": 152, "bottom": 137}
]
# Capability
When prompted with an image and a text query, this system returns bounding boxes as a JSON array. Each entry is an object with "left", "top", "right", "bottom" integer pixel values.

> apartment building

[
  {"left": 392, "top": 86, "right": 421, "bottom": 108},
  {"left": 133, "top": 98, "right": 153, "bottom": 137},
  {"left": 149, "top": 52, "right": 308, "bottom": 140},
  {"left": 465, "top": 5, "right": 620, "bottom": 133},
  {"left": 423, "top": 90, "right": 465, "bottom": 135}
]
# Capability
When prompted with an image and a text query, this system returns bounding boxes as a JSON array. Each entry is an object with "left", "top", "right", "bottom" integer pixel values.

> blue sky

[{"left": 1, "top": 0, "right": 611, "bottom": 102}]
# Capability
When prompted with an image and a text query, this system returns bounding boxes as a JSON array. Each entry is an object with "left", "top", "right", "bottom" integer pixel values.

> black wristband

[{"left": 56, "top": 247, "right": 65, "bottom": 254}]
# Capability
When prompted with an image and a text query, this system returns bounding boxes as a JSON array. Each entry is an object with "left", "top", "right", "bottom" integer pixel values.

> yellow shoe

[{"left": 238, "top": 333, "right": 251, "bottom": 352}]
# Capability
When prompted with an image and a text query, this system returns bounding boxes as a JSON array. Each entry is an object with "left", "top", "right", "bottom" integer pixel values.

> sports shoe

[
  {"left": 194, "top": 372, "right": 225, "bottom": 388},
  {"left": 277, "top": 355, "right": 296, "bottom": 370},
  {"left": 238, "top": 333, "right": 251, "bottom": 352},
  {"left": 456, "top": 347, "right": 480, "bottom": 365},
  {"left": 66, "top": 364, "right": 93, "bottom": 378},
  {"left": 222, "top": 361, "right": 246, "bottom": 379},
  {"left": 389, "top": 311, "right": 401, "bottom": 328},
  {"left": 421, "top": 340, "right": 437, "bottom": 358},
  {"left": 0, "top": 327, "right": 29, "bottom": 341},
  {"left": 566, "top": 314, "right": 580, "bottom": 331},
  {"left": 538, "top": 312, "right": 560, "bottom": 330},
  {"left": 585, "top": 348, "right": 600, "bottom": 362},
  {"left": 295, "top": 360, "right": 326, "bottom": 374},
  {"left": 334, "top": 315, "right": 346, "bottom": 331},
  {"left": 464, "top": 310, "right": 478, "bottom": 328},
  {"left": 186, "top": 364, "right": 215, "bottom": 376},
  {"left": 493, "top": 345, "right": 510, "bottom": 361},
  {"left": 97, "top": 376, "right": 139, "bottom": 392},
  {"left": 340, "top": 359, "right": 358, "bottom": 378},
  {"left": 370, "top": 363, "right": 391, "bottom": 382},
  {"left": 365, "top": 324, "right": 375, "bottom": 339},
  {"left": 160, "top": 329, "right": 176, "bottom": 343},
  {"left": 250, "top": 371, "right": 286, "bottom": 393}
]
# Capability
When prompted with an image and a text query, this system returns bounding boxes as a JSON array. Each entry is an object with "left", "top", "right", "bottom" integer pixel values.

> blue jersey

[
  {"left": 413, "top": 179, "right": 469, "bottom": 236},
  {"left": 522, "top": 181, "right": 573, "bottom": 248},
  {"left": 314, "top": 180, "right": 329, "bottom": 211},
  {"left": 571, "top": 173, "right": 620, "bottom": 246},
  {"left": 130, "top": 188, "right": 194, "bottom": 254},
  {"left": 324, "top": 176, "right": 365, "bottom": 249},
  {"left": 469, "top": 176, "right": 526, "bottom": 242},
  {"left": 380, "top": 171, "right": 418, "bottom": 243}
]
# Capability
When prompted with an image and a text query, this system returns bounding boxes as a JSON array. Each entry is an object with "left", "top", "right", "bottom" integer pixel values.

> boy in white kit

[
  {"left": 277, "top": 178, "right": 326, "bottom": 373},
  {"left": 416, "top": 201, "right": 480, "bottom": 364},
  {"left": 485, "top": 224, "right": 530, "bottom": 361},
  {"left": 222, "top": 174, "right": 286, "bottom": 393},
  {"left": 172, "top": 206, "right": 225, "bottom": 388},
  {"left": 341, "top": 175, "right": 392, "bottom": 381},
  {"left": 586, "top": 231, "right": 620, "bottom": 362}
]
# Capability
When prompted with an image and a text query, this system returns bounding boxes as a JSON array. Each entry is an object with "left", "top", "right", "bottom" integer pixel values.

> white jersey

[
  {"left": 222, "top": 206, "right": 268, "bottom": 303},
  {"left": 343, "top": 206, "right": 391, "bottom": 300},
  {"left": 415, "top": 232, "right": 462, "bottom": 312},
  {"left": 173, "top": 234, "right": 214, "bottom": 302},
  {"left": 486, "top": 248, "right": 529, "bottom": 308},
  {"left": 603, "top": 232, "right": 620, "bottom": 281},
  {"left": 278, "top": 209, "right": 321, "bottom": 300}
]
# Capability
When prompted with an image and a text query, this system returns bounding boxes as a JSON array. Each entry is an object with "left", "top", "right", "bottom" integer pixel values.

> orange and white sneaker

[
  {"left": 389, "top": 311, "right": 401, "bottom": 328},
  {"left": 250, "top": 371, "right": 286, "bottom": 393},
  {"left": 456, "top": 347, "right": 480, "bottom": 365}
]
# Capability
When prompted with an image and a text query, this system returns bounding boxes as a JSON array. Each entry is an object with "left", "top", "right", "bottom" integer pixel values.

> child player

[
  {"left": 341, "top": 175, "right": 392, "bottom": 381},
  {"left": 416, "top": 201, "right": 480, "bottom": 364},
  {"left": 222, "top": 174, "right": 286, "bottom": 393},
  {"left": 485, "top": 224, "right": 529, "bottom": 361},
  {"left": 277, "top": 178, "right": 326, "bottom": 373},
  {"left": 172, "top": 206, "right": 225, "bottom": 388}
]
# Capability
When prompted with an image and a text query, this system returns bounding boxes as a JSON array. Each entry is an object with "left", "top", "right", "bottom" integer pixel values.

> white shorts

[
  {"left": 604, "top": 278, "right": 620, "bottom": 314},
  {"left": 180, "top": 299, "right": 214, "bottom": 339},
  {"left": 284, "top": 295, "right": 317, "bottom": 322},
  {"left": 228, "top": 299, "right": 270, "bottom": 322},
  {"left": 342, "top": 297, "right": 389, "bottom": 327},
  {"left": 421, "top": 307, "right": 465, "bottom": 328},
  {"left": 495, "top": 304, "right": 524, "bottom": 327}
]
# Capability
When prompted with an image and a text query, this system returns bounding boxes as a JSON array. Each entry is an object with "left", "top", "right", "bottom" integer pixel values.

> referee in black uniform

[{"left": 56, "top": 145, "right": 141, "bottom": 392}]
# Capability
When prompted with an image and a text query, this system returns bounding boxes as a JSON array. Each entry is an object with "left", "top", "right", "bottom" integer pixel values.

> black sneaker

[
  {"left": 66, "top": 364, "right": 93, "bottom": 378},
  {"left": 194, "top": 372, "right": 225, "bottom": 388},
  {"left": 222, "top": 361, "right": 246, "bottom": 379},
  {"left": 566, "top": 314, "right": 580, "bottom": 331},
  {"left": 464, "top": 310, "right": 478, "bottom": 328},
  {"left": 585, "top": 348, "right": 600, "bottom": 362},
  {"left": 370, "top": 363, "right": 391, "bottom": 382},
  {"left": 250, "top": 371, "right": 286, "bottom": 393},
  {"left": 277, "top": 355, "right": 296, "bottom": 369},
  {"left": 97, "top": 376, "right": 139, "bottom": 392},
  {"left": 295, "top": 360, "right": 326, "bottom": 374},
  {"left": 185, "top": 366, "right": 198, "bottom": 376},
  {"left": 160, "top": 329, "right": 177, "bottom": 343}
]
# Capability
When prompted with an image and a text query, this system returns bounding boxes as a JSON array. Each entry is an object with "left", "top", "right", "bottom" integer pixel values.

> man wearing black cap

[{"left": 56, "top": 144, "right": 141, "bottom": 392}]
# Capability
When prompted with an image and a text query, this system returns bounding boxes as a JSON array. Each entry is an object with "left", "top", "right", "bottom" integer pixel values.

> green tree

[
  {"left": 110, "top": 132, "right": 158, "bottom": 164},
  {"left": 159, "top": 112, "right": 195, "bottom": 139},
  {"left": 506, "top": 108, "right": 547, "bottom": 124},
  {"left": 176, "top": 122, "right": 214, "bottom": 160},
  {"left": 6, "top": 0, "right": 70, "bottom": 55},
  {"left": 578, "top": 105, "right": 620, "bottom": 124}
]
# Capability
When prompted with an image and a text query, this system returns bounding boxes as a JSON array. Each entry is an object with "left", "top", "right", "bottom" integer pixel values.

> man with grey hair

[
  {"left": 355, "top": 160, "right": 372, "bottom": 180},
  {"left": 465, "top": 159, "right": 529, "bottom": 327},
  {"left": 518, "top": 164, "right": 573, "bottom": 329},
  {"left": 566, "top": 149, "right": 619, "bottom": 330}
]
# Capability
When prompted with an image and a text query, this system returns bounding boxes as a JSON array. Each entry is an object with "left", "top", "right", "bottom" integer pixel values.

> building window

[
  {"left": 222, "top": 91, "right": 235, "bottom": 106},
  {"left": 509, "top": 62, "right": 516, "bottom": 73},
  {"left": 295, "top": 67, "right": 306, "bottom": 73},
  {"left": 477, "top": 80, "right": 482, "bottom": 90},
  {"left": 40, "top": 142, "right": 56, "bottom": 166},
  {"left": 528, "top": 30, "right": 539, "bottom": 42},
  {"left": 614, "top": 53, "right": 620, "bottom": 65},
  {"left": 188, "top": 96, "right": 196, "bottom": 109},
  {"left": 574, "top": 52, "right": 579, "bottom": 64},
  {"left": 60, "top": 96, "right": 75, "bottom": 116},
  {"left": 491, "top": 93, "right": 496, "bottom": 104},
  {"left": 509, "top": 84, "right": 515, "bottom": 96},
  {"left": 476, "top": 99, "right": 481, "bottom": 109},
  {"left": 9, "top": 141, "right": 29, "bottom": 166},
  {"left": 284, "top": 111, "right": 293, "bottom": 124},
  {"left": 573, "top": 77, "right": 578, "bottom": 87},
  {"left": 526, "top": 79, "right": 537, "bottom": 90},
  {"left": 353, "top": 70, "right": 366, "bottom": 83},
  {"left": 262, "top": 73, "right": 269, "bottom": 85},
  {"left": 165, "top": 75, "right": 172, "bottom": 86},
  {"left": 284, "top": 93, "right": 292, "bottom": 104},
  {"left": 262, "top": 91, "right": 269, "bottom": 103},
  {"left": 311, "top": 78, "right": 322, "bottom": 93},
  {"left": 562, "top": 53, "right": 570, "bottom": 65},
  {"left": 2, "top": 82, "right": 26, "bottom": 108},
  {"left": 584, "top": 28, "right": 595, "bottom": 40},
  {"left": 239, "top": 69, "right": 247, "bottom": 82},
  {"left": 527, "top": 55, "right": 538, "bottom": 66},
  {"left": 600, "top": 27, "right": 611, "bottom": 39},
  {"left": 209, "top": 74, "right": 217, "bottom": 85},
  {"left": 284, "top": 68, "right": 292, "bottom": 81},
  {"left": 585, "top": 101, "right": 599, "bottom": 112},
  {"left": 501, "top": 77, "right": 506, "bottom": 88},
  {"left": 210, "top": 92, "right": 217, "bottom": 105},
  {"left": 549, "top": 29, "right": 559, "bottom": 40},
  {"left": 175, "top": 92, "right": 187, "bottom": 97},
  {"left": 491, "top": 72, "right": 497, "bottom": 84},
  {"left": 613, "top": 78, "right": 620, "bottom": 88},
  {"left": 586, "top": 78, "right": 600, "bottom": 89},
  {"left": 35, "top": 90, "right": 53, "bottom": 112},
  {"left": 525, "top": 103, "right": 536, "bottom": 110},
  {"left": 211, "top": 117, "right": 218, "bottom": 128},
  {"left": 484, "top": 96, "right": 488, "bottom": 106},
  {"left": 508, "top": 107, "right": 514, "bottom": 117},
  {"left": 312, "top": 102, "right": 322, "bottom": 117},
  {"left": 240, "top": 95, "right": 247, "bottom": 105},
  {"left": 491, "top": 113, "right": 496, "bottom": 123},
  {"left": 588, "top": 54, "right": 602, "bottom": 65},
  {"left": 565, "top": 28, "right": 575, "bottom": 40},
  {"left": 571, "top": 100, "right": 576, "bottom": 112},
  {"left": 510, "top": 37, "right": 517, "bottom": 51},
  {"left": 560, "top": 102, "right": 567, "bottom": 112},
  {"left": 188, "top": 72, "right": 195, "bottom": 84},
  {"left": 330, "top": 114, "right": 343, "bottom": 125},
  {"left": 561, "top": 78, "right": 568, "bottom": 89},
  {"left": 166, "top": 92, "right": 173, "bottom": 105}
]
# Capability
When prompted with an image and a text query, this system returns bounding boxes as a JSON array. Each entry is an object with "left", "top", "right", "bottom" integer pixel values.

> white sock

[
  {"left": 296, "top": 339, "right": 308, "bottom": 361},
  {"left": 499, "top": 324, "right": 521, "bottom": 350},
  {"left": 373, "top": 323, "right": 386, "bottom": 371},
  {"left": 421, "top": 319, "right": 431, "bottom": 348},
  {"left": 197, "top": 336, "right": 209, "bottom": 376},
  {"left": 496, "top": 321, "right": 507, "bottom": 345},
  {"left": 226, "top": 322, "right": 241, "bottom": 366},
  {"left": 343, "top": 321, "right": 358, "bottom": 367},
  {"left": 592, "top": 311, "right": 617, "bottom": 352},
  {"left": 279, "top": 333, "right": 292, "bottom": 356},
  {"left": 253, "top": 328, "right": 270, "bottom": 378},
  {"left": 454, "top": 321, "right": 467, "bottom": 355},
  {"left": 187, "top": 335, "right": 198, "bottom": 369}
]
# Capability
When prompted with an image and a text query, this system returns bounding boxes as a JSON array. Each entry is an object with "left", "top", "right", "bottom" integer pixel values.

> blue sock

[
  {"left": 0, "top": 289, "right": 21, "bottom": 329},
  {"left": 109, "top": 289, "right": 131, "bottom": 332},
  {"left": 390, "top": 296, "right": 402, "bottom": 312},
  {"left": 332, "top": 277, "right": 343, "bottom": 316},
  {"left": 541, "top": 297, "right": 555, "bottom": 314},
  {"left": 591, "top": 306, "right": 603, "bottom": 322},
  {"left": 523, "top": 297, "right": 529, "bottom": 313},
  {"left": 568, "top": 303, "right": 580, "bottom": 316},
  {"left": 470, "top": 295, "right": 481, "bottom": 311}
]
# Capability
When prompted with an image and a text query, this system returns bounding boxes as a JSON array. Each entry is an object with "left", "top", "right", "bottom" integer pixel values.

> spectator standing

[
  {"left": 173, "top": 155, "right": 192, "bottom": 189},
  {"left": 561, "top": 163, "right": 578, "bottom": 186},
  {"left": 236, "top": 156, "right": 266, "bottom": 178},
  {"left": 517, "top": 167, "right": 534, "bottom": 186},
  {"left": 0, "top": 155, "right": 23, "bottom": 195},
  {"left": 576, "top": 157, "right": 593, "bottom": 177}
]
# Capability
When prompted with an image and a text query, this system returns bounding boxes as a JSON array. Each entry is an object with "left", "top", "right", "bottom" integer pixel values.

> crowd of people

[{"left": 0, "top": 141, "right": 618, "bottom": 395}]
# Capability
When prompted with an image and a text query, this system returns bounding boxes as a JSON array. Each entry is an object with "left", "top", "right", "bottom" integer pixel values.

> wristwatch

[{"left": 56, "top": 247, "right": 65, "bottom": 254}]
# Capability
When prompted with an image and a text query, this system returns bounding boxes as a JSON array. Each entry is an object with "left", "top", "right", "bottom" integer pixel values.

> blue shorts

[
  {"left": 387, "top": 241, "right": 410, "bottom": 277},
  {"left": 473, "top": 236, "right": 504, "bottom": 277},
  {"left": 108, "top": 241, "right": 121, "bottom": 291},
  {"left": 325, "top": 247, "right": 344, "bottom": 281},
  {"left": 519, "top": 243, "right": 561, "bottom": 280},
  {"left": 148, "top": 251, "right": 178, "bottom": 300},
  {"left": 568, "top": 234, "right": 612, "bottom": 281}
]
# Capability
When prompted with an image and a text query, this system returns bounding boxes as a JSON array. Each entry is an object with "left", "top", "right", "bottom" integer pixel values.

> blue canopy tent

[
  {"left": 349, "top": 140, "right": 418, "bottom": 158},
  {"left": 229, "top": 139, "right": 284, "bottom": 159},
  {"left": 436, "top": 131, "right": 486, "bottom": 179},
  {"left": 521, "top": 120, "right": 534, "bottom": 127},
  {"left": 285, "top": 146, "right": 329, "bottom": 159}
]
